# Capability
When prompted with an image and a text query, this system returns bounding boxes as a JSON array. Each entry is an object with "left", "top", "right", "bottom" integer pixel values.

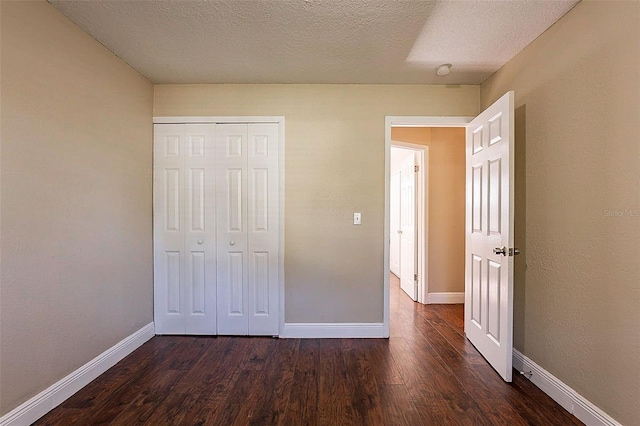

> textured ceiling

[{"left": 48, "top": 0, "right": 579, "bottom": 85}]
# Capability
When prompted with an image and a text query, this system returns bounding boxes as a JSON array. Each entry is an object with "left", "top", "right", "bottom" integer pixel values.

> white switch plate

[{"left": 354, "top": 212, "right": 362, "bottom": 225}]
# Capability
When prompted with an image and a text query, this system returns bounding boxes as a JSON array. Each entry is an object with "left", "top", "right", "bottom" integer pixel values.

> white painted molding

[
  {"left": 0, "top": 323, "right": 155, "bottom": 426},
  {"left": 427, "top": 292, "right": 465, "bottom": 304},
  {"left": 278, "top": 118, "right": 286, "bottom": 337},
  {"left": 153, "top": 116, "right": 284, "bottom": 124},
  {"left": 513, "top": 349, "right": 622, "bottom": 426},
  {"left": 386, "top": 116, "right": 474, "bottom": 127},
  {"left": 281, "top": 323, "right": 385, "bottom": 338}
]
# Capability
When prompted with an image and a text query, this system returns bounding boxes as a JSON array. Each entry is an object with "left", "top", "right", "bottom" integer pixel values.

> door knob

[
  {"left": 230, "top": 240, "right": 235, "bottom": 246},
  {"left": 197, "top": 240, "right": 203, "bottom": 245},
  {"left": 397, "top": 230, "right": 403, "bottom": 234},
  {"left": 493, "top": 246, "right": 507, "bottom": 256},
  {"left": 494, "top": 247, "right": 521, "bottom": 256}
]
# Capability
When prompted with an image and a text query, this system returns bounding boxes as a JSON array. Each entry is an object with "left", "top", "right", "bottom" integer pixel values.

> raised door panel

[
  {"left": 470, "top": 254, "right": 482, "bottom": 327},
  {"left": 487, "top": 259, "right": 502, "bottom": 343},
  {"left": 189, "top": 252, "right": 206, "bottom": 314},
  {"left": 247, "top": 123, "right": 279, "bottom": 335},
  {"left": 488, "top": 157, "right": 502, "bottom": 236},
  {"left": 227, "top": 252, "right": 245, "bottom": 315},
  {"left": 216, "top": 124, "right": 249, "bottom": 335},
  {"left": 165, "top": 251, "right": 182, "bottom": 314}
]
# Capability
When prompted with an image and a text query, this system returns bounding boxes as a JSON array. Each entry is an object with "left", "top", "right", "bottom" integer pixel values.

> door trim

[
  {"left": 154, "top": 116, "right": 285, "bottom": 124},
  {"left": 153, "top": 116, "right": 285, "bottom": 336},
  {"left": 383, "top": 116, "right": 473, "bottom": 337}
]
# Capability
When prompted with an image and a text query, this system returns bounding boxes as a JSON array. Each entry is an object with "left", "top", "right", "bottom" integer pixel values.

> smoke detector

[{"left": 436, "top": 64, "right": 452, "bottom": 76}]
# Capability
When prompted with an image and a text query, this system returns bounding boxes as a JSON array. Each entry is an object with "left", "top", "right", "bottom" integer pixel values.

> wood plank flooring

[{"left": 35, "top": 275, "right": 582, "bottom": 425}]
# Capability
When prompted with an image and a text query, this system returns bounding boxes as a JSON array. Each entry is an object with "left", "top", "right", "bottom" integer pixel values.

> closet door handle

[
  {"left": 229, "top": 240, "right": 235, "bottom": 246},
  {"left": 197, "top": 240, "right": 203, "bottom": 245}
]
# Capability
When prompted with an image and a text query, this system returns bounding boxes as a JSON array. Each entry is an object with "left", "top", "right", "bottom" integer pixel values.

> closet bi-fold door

[
  {"left": 154, "top": 124, "right": 216, "bottom": 335},
  {"left": 216, "top": 123, "right": 279, "bottom": 336}
]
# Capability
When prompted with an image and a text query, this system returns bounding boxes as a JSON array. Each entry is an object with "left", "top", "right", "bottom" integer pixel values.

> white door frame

[
  {"left": 390, "top": 143, "right": 428, "bottom": 304},
  {"left": 153, "top": 116, "right": 285, "bottom": 336},
  {"left": 383, "top": 116, "right": 473, "bottom": 337}
]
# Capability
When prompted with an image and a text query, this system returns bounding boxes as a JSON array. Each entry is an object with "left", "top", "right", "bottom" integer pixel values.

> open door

[
  {"left": 399, "top": 152, "right": 417, "bottom": 301},
  {"left": 390, "top": 170, "right": 401, "bottom": 277},
  {"left": 464, "top": 91, "right": 516, "bottom": 381}
]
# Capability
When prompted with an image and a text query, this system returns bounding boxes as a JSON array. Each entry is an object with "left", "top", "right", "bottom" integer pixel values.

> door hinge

[
  {"left": 414, "top": 273, "right": 418, "bottom": 282},
  {"left": 414, "top": 165, "right": 419, "bottom": 172}
]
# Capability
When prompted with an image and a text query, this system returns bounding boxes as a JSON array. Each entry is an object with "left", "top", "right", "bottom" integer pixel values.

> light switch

[{"left": 354, "top": 212, "right": 362, "bottom": 225}]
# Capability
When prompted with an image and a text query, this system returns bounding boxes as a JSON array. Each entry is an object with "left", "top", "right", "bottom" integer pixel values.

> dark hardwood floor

[{"left": 35, "top": 275, "right": 581, "bottom": 425}]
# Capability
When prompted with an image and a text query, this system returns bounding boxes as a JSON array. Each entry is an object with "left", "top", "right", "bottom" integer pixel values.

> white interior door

[
  {"left": 154, "top": 124, "right": 216, "bottom": 335},
  {"left": 216, "top": 123, "right": 280, "bottom": 336},
  {"left": 464, "top": 91, "right": 515, "bottom": 381},
  {"left": 390, "top": 171, "right": 401, "bottom": 277},
  {"left": 399, "top": 153, "right": 417, "bottom": 301}
]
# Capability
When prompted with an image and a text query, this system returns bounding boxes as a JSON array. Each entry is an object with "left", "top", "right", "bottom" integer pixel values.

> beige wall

[
  {"left": 391, "top": 127, "right": 465, "bottom": 294},
  {"left": 0, "top": 1, "right": 154, "bottom": 415},
  {"left": 481, "top": 1, "right": 640, "bottom": 424},
  {"left": 155, "top": 84, "right": 479, "bottom": 323}
]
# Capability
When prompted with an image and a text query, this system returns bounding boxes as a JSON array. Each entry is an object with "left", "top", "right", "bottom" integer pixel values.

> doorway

[
  {"left": 385, "top": 93, "right": 516, "bottom": 381},
  {"left": 384, "top": 117, "right": 471, "bottom": 337}
]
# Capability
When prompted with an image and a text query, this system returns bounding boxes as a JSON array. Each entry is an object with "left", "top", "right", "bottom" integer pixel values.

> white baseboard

[
  {"left": 281, "top": 323, "right": 385, "bottom": 338},
  {"left": 513, "top": 349, "right": 621, "bottom": 426},
  {"left": 427, "top": 292, "right": 464, "bottom": 304},
  {"left": 0, "top": 322, "right": 155, "bottom": 426}
]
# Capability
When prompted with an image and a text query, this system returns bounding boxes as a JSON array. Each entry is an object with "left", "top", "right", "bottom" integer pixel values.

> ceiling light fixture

[{"left": 436, "top": 64, "right": 452, "bottom": 76}]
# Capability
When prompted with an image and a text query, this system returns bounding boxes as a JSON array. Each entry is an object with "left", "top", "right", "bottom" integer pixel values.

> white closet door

[
  {"left": 216, "top": 124, "right": 250, "bottom": 335},
  {"left": 154, "top": 124, "right": 216, "bottom": 335},
  {"left": 247, "top": 123, "right": 279, "bottom": 335},
  {"left": 154, "top": 125, "right": 186, "bottom": 334},
  {"left": 155, "top": 121, "right": 280, "bottom": 337},
  {"left": 216, "top": 123, "right": 280, "bottom": 336}
]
